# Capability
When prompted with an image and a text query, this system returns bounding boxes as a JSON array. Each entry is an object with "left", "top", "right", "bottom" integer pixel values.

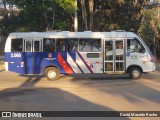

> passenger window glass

[
  {"left": 11, "top": 39, "right": 23, "bottom": 52},
  {"left": 79, "top": 39, "right": 101, "bottom": 52},
  {"left": 56, "top": 39, "right": 78, "bottom": 51},
  {"left": 127, "top": 38, "right": 145, "bottom": 53},
  {"left": 115, "top": 40, "right": 124, "bottom": 60},
  {"left": 34, "top": 41, "right": 40, "bottom": 52},
  {"left": 116, "top": 41, "right": 123, "bottom": 49},
  {"left": 43, "top": 38, "right": 55, "bottom": 52},
  {"left": 105, "top": 41, "right": 113, "bottom": 60},
  {"left": 25, "top": 40, "right": 32, "bottom": 52}
]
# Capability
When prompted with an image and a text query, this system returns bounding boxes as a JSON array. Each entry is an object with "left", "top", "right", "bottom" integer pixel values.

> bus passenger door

[
  {"left": 104, "top": 39, "right": 125, "bottom": 73},
  {"left": 24, "top": 39, "right": 42, "bottom": 74}
]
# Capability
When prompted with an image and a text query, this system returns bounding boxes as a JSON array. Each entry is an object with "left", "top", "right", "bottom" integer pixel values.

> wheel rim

[
  {"left": 132, "top": 69, "right": 140, "bottom": 78},
  {"left": 48, "top": 70, "right": 56, "bottom": 79}
]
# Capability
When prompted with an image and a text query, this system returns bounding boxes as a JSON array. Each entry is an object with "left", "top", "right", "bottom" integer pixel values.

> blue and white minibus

[{"left": 4, "top": 31, "right": 156, "bottom": 80}]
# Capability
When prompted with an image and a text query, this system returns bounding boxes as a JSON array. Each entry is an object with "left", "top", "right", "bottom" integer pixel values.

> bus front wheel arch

[
  {"left": 129, "top": 67, "right": 142, "bottom": 80},
  {"left": 44, "top": 67, "right": 60, "bottom": 80}
]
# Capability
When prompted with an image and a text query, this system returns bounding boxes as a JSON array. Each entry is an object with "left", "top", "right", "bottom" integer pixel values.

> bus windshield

[{"left": 136, "top": 34, "right": 153, "bottom": 55}]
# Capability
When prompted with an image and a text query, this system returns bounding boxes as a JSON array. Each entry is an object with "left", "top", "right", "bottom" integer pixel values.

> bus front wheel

[
  {"left": 129, "top": 67, "right": 142, "bottom": 79},
  {"left": 44, "top": 67, "right": 60, "bottom": 80}
]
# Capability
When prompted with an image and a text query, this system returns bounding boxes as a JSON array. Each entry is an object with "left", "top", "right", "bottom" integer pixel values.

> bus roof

[{"left": 8, "top": 31, "right": 137, "bottom": 39}]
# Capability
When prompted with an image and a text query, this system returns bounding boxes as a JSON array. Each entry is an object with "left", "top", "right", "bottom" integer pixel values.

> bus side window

[
  {"left": 11, "top": 39, "right": 23, "bottom": 52},
  {"left": 43, "top": 38, "right": 55, "bottom": 52},
  {"left": 67, "top": 39, "right": 78, "bottom": 51},
  {"left": 79, "top": 39, "right": 101, "bottom": 52},
  {"left": 127, "top": 38, "right": 145, "bottom": 53},
  {"left": 56, "top": 39, "right": 78, "bottom": 52},
  {"left": 56, "top": 39, "right": 67, "bottom": 51}
]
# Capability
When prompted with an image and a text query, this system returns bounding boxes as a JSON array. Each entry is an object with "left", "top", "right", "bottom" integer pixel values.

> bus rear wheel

[
  {"left": 129, "top": 67, "right": 142, "bottom": 79},
  {"left": 44, "top": 67, "right": 60, "bottom": 80}
]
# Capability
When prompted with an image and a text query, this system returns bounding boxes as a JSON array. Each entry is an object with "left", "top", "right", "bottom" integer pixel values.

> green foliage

[
  {"left": 138, "top": 8, "right": 159, "bottom": 48},
  {"left": 52, "top": 0, "right": 77, "bottom": 14},
  {"left": 139, "top": 24, "right": 154, "bottom": 46},
  {"left": 0, "top": 0, "right": 77, "bottom": 34},
  {"left": 54, "top": 20, "right": 69, "bottom": 30},
  {"left": 0, "top": 0, "right": 158, "bottom": 44},
  {"left": 93, "top": 0, "right": 144, "bottom": 32}
]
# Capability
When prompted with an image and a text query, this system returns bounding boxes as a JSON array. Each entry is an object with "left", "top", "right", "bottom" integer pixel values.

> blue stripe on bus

[
  {"left": 68, "top": 52, "right": 83, "bottom": 73},
  {"left": 75, "top": 62, "right": 84, "bottom": 74},
  {"left": 77, "top": 52, "right": 94, "bottom": 74},
  {"left": 5, "top": 51, "right": 95, "bottom": 75},
  {"left": 68, "top": 51, "right": 76, "bottom": 62}
]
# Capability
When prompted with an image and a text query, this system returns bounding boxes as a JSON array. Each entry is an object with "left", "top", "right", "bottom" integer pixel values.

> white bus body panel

[
  {"left": 126, "top": 52, "right": 151, "bottom": 72},
  {"left": 5, "top": 31, "right": 156, "bottom": 75},
  {"left": 4, "top": 34, "right": 14, "bottom": 71},
  {"left": 79, "top": 52, "right": 103, "bottom": 73},
  {"left": 148, "top": 62, "right": 156, "bottom": 72}
]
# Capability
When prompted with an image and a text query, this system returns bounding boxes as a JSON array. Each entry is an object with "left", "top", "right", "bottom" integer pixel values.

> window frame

[
  {"left": 11, "top": 38, "right": 23, "bottom": 52},
  {"left": 127, "top": 38, "right": 145, "bottom": 53},
  {"left": 56, "top": 38, "right": 78, "bottom": 52},
  {"left": 43, "top": 38, "right": 56, "bottom": 52},
  {"left": 79, "top": 38, "right": 102, "bottom": 52}
]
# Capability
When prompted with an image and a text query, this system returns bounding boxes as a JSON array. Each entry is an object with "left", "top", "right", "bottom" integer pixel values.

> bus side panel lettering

[{"left": 5, "top": 52, "right": 25, "bottom": 74}]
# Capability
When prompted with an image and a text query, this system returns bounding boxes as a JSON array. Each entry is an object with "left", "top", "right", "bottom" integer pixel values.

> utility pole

[{"left": 74, "top": 0, "right": 78, "bottom": 32}]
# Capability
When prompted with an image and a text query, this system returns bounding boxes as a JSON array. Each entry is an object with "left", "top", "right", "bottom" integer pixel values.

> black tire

[
  {"left": 44, "top": 67, "right": 60, "bottom": 80},
  {"left": 129, "top": 67, "right": 142, "bottom": 79}
]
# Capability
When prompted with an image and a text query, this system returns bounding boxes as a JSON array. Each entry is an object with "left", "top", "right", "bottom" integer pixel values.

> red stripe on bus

[{"left": 58, "top": 53, "right": 73, "bottom": 74}]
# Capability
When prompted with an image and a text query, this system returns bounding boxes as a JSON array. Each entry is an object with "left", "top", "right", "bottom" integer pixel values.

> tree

[
  {"left": 92, "top": 0, "right": 148, "bottom": 32},
  {"left": 1, "top": 0, "right": 8, "bottom": 18},
  {"left": 80, "top": 0, "right": 88, "bottom": 30},
  {"left": 89, "top": 0, "right": 94, "bottom": 30},
  {"left": 138, "top": 6, "right": 160, "bottom": 58},
  {"left": 0, "top": 0, "right": 77, "bottom": 33}
]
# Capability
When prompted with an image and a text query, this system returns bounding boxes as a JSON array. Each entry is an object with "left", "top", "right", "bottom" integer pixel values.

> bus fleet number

[{"left": 11, "top": 53, "right": 21, "bottom": 58}]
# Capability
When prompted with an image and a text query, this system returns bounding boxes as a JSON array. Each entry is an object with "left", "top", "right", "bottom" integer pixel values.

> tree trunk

[
  {"left": 42, "top": 0, "right": 50, "bottom": 31},
  {"left": 51, "top": 3, "right": 55, "bottom": 30},
  {"left": 89, "top": 0, "right": 94, "bottom": 31},
  {"left": 80, "top": 0, "right": 88, "bottom": 30},
  {"left": 2, "top": 0, "right": 8, "bottom": 18},
  {"left": 153, "top": 35, "right": 157, "bottom": 60}
]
